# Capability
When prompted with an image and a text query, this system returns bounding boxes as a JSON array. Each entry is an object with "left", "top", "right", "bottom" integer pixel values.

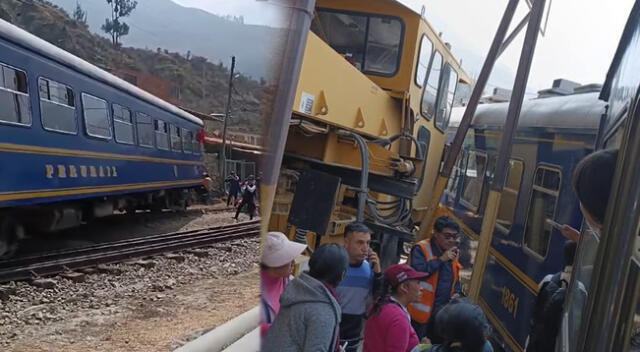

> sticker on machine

[{"left": 299, "top": 92, "right": 314, "bottom": 115}]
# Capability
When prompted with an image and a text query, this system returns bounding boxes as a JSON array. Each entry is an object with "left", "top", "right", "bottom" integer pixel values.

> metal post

[
  {"left": 337, "top": 130, "right": 369, "bottom": 222},
  {"left": 259, "top": 0, "right": 316, "bottom": 238},
  {"left": 468, "top": 0, "right": 547, "bottom": 301},
  {"left": 417, "top": 0, "right": 520, "bottom": 238},
  {"left": 220, "top": 56, "right": 236, "bottom": 188}
]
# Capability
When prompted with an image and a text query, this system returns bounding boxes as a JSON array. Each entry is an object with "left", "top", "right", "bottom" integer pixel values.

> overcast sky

[
  {"left": 400, "top": 0, "right": 634, "bottom": 92},
  {"left": 171, "top": 0, "right": 634, "bottom": 93}
]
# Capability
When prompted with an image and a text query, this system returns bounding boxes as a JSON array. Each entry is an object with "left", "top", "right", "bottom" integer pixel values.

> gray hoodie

[{"left": 262, "top": 272, "right": 342, "bottom": 352}]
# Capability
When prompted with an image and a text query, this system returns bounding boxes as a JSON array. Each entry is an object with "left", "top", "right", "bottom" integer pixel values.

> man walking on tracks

[
  {"left": 336, "top": 222, "right": 382, "bottom": 352},
  {"left": 234, "top": 175, "right": 257, "bottom": 221},
  {"left": 408, "top": 216, "right": 463, "bottom": 342},
  {"left": 224, "top": 171, "right": 241, "bottom": 207}
]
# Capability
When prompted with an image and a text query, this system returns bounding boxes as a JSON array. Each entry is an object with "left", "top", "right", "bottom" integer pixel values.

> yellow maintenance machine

[{"left": 268, "top": 0, "right": 471, "bottom": 266}]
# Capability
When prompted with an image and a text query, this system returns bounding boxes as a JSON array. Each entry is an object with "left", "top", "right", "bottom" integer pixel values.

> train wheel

[{"left": 0, "top": 218, "right": 23, "bottom": 259}]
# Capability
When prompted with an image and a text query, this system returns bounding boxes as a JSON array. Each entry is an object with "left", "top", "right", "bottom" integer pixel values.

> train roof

[
  {"left": 449, "top": 92, "right": 605, "bottom": 131},
  {"left": 0, "top": 19, "right": 203, "bottom": 127}
]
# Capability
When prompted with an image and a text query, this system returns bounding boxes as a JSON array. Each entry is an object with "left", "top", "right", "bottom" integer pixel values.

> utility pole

[{"left": 220, "top": 56, "right": 235, "bottom": 189}]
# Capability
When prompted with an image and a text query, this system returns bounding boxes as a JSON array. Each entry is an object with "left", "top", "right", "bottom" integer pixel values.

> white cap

[{"left": 261, "top": 232, "right": 306, "bottom": 267}]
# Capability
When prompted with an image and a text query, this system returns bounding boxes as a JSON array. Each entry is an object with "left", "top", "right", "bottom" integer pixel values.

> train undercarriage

[{"left": 0, "top": 187, "right": 199, "bottom": 258}]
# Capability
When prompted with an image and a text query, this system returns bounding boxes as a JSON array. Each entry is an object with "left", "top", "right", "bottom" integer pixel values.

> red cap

[{"left": 383, "top": 264, "right": 429, "bottom": 287}]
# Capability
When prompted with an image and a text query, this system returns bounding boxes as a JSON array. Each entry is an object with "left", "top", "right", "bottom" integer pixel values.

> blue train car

[
  {"left": 0, "top": 20, "right": 204, "bottom": 256},
  {"left": 441, "top": 90, "right": 605, "bottom": 351}
]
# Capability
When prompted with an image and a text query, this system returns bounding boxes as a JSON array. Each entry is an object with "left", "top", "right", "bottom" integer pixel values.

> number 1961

[{"left": 501, "top": 286, "right": 519, "bottom": 319}]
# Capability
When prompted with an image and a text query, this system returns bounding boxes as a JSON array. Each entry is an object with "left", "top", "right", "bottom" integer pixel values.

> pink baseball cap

[
  {"left": 261, "top": 232, "right": 307, "bottom": 267},
  {"left": 384, "top": 264, "right": 429, "bottom": 287}
]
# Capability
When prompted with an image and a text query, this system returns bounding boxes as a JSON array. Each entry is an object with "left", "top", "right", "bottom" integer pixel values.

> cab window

[
  {"left": 311, "top": 9, "right": 403, "bottom": 76},
  {"left": 435, "top": 64, "right": 458, "bottom": 131},
  {"left": 415, "top": 36, "right": 433, "bottom": 87},
  {"left": 420, "top": 51, "right": 442, "bottom": 120}
]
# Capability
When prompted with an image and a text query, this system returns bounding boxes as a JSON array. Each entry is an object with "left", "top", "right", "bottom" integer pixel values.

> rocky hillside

[{"left": 0, "top": 0, "right": 267, "bottom": 133}]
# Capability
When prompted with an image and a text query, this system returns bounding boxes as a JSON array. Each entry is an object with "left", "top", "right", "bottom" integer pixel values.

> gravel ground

[{"left": 0, "top": 206, "right": 260, "bottom": 352}]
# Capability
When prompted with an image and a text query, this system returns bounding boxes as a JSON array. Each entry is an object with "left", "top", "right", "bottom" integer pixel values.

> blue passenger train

[
  {"left": 0, "top": 20, "right": 204, "bottom": 256},
  {"left": 441, "top": 89, "right": 605, "bottom": 352}
]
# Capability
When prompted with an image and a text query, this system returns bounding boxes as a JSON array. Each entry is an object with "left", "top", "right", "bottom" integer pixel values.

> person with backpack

[{"left": 526, "top": 241, "right": 584, "bottom": 352}]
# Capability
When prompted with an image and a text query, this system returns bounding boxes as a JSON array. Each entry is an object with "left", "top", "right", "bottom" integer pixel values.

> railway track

[{"left": 0, "top": 220, "right": 260, "bottom": 283}]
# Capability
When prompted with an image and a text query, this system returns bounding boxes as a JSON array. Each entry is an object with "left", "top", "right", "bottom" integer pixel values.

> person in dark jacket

[
  {"left": 224, "top": 171, "right": 241, "bottom": 207},
  {"left": 526, "top": 241, "right": 583, "bottom": 352},
  {"left": 234, "top": 175, "right": 257, "bottom": 220},
  {"left": 262, "top": 243, "right": 348, "bottom": 352},
  {"left": 425, "top": 298, "right": 494, "bottom": 352},
  {"left": 409, "top": 216, "right": 463, "bottom": 342}
]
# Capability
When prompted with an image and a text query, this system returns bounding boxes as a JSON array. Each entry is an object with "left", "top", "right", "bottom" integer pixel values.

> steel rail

[{"left": 0, "top": 220, "right": 259, "bottom": 283}]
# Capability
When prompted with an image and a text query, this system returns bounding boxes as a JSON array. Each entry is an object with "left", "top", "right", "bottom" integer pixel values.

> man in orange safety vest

[{"left": 407, "top": 215, "right": 463, "bottom": 343}]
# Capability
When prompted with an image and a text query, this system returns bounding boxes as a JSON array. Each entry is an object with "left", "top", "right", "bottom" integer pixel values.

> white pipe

[
  {"left": 221, "top": 327, "right": 260, "bottom": 352},
  {"left": 174, "top": 306, "right": 260, "bottom": 352}
]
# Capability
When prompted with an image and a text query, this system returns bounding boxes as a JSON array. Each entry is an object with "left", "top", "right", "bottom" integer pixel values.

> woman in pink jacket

[
  {"left": 260, "top": 232, "right": 306, "bottom": 337},
  {"left": 363, "top": 264, "right": 429, "bottom": 352}
]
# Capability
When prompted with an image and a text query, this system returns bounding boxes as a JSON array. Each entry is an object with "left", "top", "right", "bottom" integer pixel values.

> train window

[
  {"left": 0, "top": 64, "right": 30, "bottom": 126},
  {"left": 39, "top": 77, "right": 76, "bottom": 134},
  {"left": 496, "top": 159, "right": 524, "bottom": 235},
  {"left": 415, "top": 36, "right": 433, "bottom": 88},
  {"left": 435, "top": 64, "right": 458, "bottom": 131},
  {"left": 192, "top": 132, "right": 200, "bottom": 154},
  {"left": 136, "top": 113, "right": 154, "bottom": 148},
  {"left": 421, "top": 51, "right": 443, "bottom": 120},
  {"left": 523, "top": 166, "right": 562, "bottom": 258},
  {"left": 311, "top": 9, "right": 403, "bottom": 76},
  {"left": 155, "top": 120, "right": 169, "bottom": 150},
  {"left": 446, "top": 150, "right": 465, "bottom": 196},
  {"left": 182, "top": 129, "right": 192, "bottom": 153},
  {"left": 170, "top": 124, "right": 182, "bottom": 152},
  {"left": 112, "top": 104, "right": 134, "bottom": 144},
  {"left": 460, "top": 151, "right": 487, "bottom": 211},
  {"left": 81, "top": 93, "right": 111, "bottom": 139}
]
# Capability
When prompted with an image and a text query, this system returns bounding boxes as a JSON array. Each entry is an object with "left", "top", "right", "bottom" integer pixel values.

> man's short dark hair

[
  {"left": 308, "top": 243, "right": 348, "bottom": 287},
  {"left": 344, "top": 222, "right": 372, "bottom": 238},
  {"left": 572, "top": 148, "right": 618, "bottom": 224},
  {"left": 434, "top": 216, "right": 460, "bottom": 233}
]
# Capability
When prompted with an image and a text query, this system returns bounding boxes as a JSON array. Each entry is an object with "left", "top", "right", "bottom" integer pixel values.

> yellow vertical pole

[
  {"left": 468, "top": 190, "right": 501, "bottom": 300},
  {"left": 468, "top": 0, "right": 548, "bottom": 301}
]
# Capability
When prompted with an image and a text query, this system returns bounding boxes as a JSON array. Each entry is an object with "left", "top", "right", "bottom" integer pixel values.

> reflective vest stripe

[
  {"left": 410, "top": 302, "right": 432, "bottom": 313},
  {"left": 419, "top": 281, "right": 434, "bottom": 292}
]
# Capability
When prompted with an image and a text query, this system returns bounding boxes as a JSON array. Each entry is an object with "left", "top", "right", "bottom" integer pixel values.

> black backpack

[{"left": 527, "top": 272, "right": 567, "bottom": 352}]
